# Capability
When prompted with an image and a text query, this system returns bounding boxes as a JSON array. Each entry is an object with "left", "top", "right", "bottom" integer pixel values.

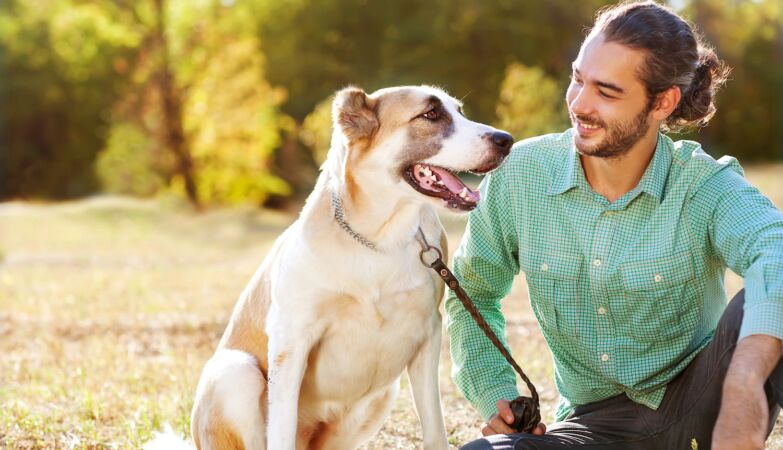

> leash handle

[{"left": 417, "top": 232, "right": 541, "bottom": 433}]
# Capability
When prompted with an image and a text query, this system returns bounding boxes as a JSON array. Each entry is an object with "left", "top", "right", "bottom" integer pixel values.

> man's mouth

[
  {"left": 573, "top": 115, "right": 604, "bottom": 135},
  {"left": 578, "top": 121, "right": 601, "bottom": 130},
  {"left": 403, "top": 164, "right": 481, "bottom": 211}
]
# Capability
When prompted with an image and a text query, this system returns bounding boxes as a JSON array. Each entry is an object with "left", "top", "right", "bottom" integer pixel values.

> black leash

[{"left": 415, "top": 228, "right": 541, "bottom": 433}]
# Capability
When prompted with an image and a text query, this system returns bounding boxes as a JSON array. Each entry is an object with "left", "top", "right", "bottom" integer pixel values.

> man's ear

[
  {"left": 652, "top": 85, "right": 682, "bottom": 121},
  {"left": 332, "top": 87, "right": 379, "bottom": 146}
]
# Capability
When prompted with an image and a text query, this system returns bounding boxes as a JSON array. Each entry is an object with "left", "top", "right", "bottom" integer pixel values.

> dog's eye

[{"left": 420, "top": 109, "right": 439, "bottom": 120}]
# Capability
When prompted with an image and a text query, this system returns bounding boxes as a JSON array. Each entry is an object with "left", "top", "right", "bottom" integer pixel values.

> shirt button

[
  {"left": 654, "top": 274, "right": 662, "bottom": 283},
  {"left": 601, "top": 353, "right": 610, "bottom": 362},
  {"left": 593, "top": 258, "right": 602, "bottom": 267},
  {"left": 541, "top": 263, "right": 549, "bottom": 272},
  {"left": 598, "top": 306, "right": 607, "bottom": 315}
]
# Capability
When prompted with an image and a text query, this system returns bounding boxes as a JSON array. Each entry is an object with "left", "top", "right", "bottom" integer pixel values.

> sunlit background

[
  {"left": 1, "top": 0, "right": 780, "bottom": 207},
  {"left": 1, "top": 0, "right": 782, "bottom": 448}
]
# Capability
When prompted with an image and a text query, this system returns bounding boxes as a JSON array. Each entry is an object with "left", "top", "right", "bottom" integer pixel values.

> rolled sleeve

[
  {"left": 740, "top": 258, "right": 783, "bottom": 339},
  {"left": 706, "top": 169, "right": 783, "bottom": 340}
]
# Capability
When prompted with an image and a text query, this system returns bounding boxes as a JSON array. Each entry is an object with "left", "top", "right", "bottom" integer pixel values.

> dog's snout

[{"left": 485, "top": 131, "right": 513, "bottom": 155}]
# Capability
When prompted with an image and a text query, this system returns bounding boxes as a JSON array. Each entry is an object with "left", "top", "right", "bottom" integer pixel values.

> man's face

[{"left": 566, "top": 32, "right": 654, "bottom": 158}]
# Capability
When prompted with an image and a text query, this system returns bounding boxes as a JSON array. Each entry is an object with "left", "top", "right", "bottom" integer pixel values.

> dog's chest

[{"left": 300, "top": 271, "right": 438, "bottom": 402}]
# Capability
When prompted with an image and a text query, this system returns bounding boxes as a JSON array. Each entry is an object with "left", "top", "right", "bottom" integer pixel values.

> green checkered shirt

[{"left": 445, "top": 129, "right": 783, "bottom": 421}]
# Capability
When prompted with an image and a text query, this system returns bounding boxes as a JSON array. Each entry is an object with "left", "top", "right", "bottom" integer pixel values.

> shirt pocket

[
  {"left": 618, "top": 250, "right": 697, "bottom": 342},
  {"left": 526, "top": 253, "right": 582, "bottom": 342}
]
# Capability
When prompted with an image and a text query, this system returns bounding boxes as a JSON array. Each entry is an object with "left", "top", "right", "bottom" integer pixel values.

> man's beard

[{"left": 571, "top": 102, "right": 653, "bottom": 159}]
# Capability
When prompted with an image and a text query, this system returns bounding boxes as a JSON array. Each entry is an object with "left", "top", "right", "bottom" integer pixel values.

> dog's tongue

[{"left": 428, "top": 166, "right": 480, "bottom": 203}]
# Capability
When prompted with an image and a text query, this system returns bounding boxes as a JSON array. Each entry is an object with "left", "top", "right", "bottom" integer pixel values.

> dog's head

[{"left": 327, "top": 85, "right": 512, "bottom": 212}]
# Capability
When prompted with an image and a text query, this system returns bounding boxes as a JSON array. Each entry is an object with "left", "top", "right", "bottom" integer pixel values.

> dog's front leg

[
  {"left": 266, "top": 307, "right": 323, "bottom": 450},
  {"left": 407, "top": 318, "right": 449, "bottom": 450}
]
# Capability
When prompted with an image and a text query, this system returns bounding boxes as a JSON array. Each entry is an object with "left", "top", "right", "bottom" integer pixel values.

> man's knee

[
  {"left": 460, "top": 438, "right": 496, "bottom": 450},
  {"left": 460, "top": 434, "right": 521, "bottom": 450},
  {"left": 460, "top": 434, "right": 554, "bottom": 450}
]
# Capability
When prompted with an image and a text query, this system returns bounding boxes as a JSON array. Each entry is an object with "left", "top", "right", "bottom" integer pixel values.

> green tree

[
  {"left": 100, "top": 0, "right": 290, "bottom": 206},
  {"left": 299, "top": 96, "right": 334, "bottom": 166},
  {"left": 495, "top": 63, "right": 569, "bottom": 141},
  {"left": 184, "top": 37, "right": 289, "bottom": 205},
  {"left": 95, "top": 122, "right": 165, "bottom": 196},
  {"left": 681, "top": 0, "right": 783, "bottom": 161},
  {"left": 256, "top": 0, "right": 613, "bottom": 123},
  {"left": 0, "top": 0, "right": 139, "bottom": 199}
]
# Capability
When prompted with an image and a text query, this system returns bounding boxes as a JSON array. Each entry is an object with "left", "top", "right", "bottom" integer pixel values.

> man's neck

[{"left": 580, "top": 128, "right": 659, "bottom": 203}]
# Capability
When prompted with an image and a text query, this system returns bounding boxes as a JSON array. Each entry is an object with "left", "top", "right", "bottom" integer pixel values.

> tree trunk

[{"left": 153, "top": 0, "right": 199, "bottom": 207}]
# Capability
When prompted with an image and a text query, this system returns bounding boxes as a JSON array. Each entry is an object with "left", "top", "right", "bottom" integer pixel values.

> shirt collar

[
  {"left": 547, "top": 143, "right": 580, "bottom": 196},
  {"left": 547, "top": 131, "right": 672, "bottom": 204},
  {"left": 634, "top": 134, "right": 671, "bottom": 204}
]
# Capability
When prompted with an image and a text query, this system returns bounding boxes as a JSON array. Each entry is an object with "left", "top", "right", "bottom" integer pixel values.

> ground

[{"left": 1, "top": 164, "right": 781, "bottom": 449}]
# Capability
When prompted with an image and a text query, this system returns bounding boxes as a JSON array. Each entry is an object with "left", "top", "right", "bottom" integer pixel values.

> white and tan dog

[{"left": 160, "top": 85, "right": 512, "bottom": 450}]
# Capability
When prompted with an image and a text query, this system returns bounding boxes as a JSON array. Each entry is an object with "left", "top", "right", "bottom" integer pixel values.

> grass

[{"left": 1, "top": 163, "right": 782, "bottom": 449}]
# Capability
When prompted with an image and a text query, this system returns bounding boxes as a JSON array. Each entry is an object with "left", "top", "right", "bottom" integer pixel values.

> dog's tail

[{"left": 143, "top": 425, "right": 195, "bottom": 450}]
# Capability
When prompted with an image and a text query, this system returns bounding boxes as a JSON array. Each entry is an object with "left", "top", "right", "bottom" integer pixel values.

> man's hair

[{"left": 591, "top": 1, "right": 731, "bottom": 132}]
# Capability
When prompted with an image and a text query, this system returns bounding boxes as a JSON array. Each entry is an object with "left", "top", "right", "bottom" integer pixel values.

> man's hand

[
  {"left": 712, "top": 334, "right": 781, "bottom": 450},
  {"left": 481, "top": 399, "right": 547, "bottom": 436},
  {"left": 712, "top": 381, "right": 767, "bottom": 450}
]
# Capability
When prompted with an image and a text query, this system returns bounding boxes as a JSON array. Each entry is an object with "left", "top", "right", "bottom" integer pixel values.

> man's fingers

[
  {"left": 481, "top": 424, "right": 494, "bottom": 436},
  {"left": 488, "top": 414, "right": 517, "bottom": 434},
  {"left": 482, "top": 418, "right": 548, "bottom": 437},
  {"left": 495, "top": 399, "right": 514, "bottom": 424}
]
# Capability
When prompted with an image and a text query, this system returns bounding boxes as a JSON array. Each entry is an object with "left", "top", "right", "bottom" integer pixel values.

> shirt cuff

[
  {"left": 739, "top": 301, "right": 783, "bottom": 341},
  {"left": 475, "top": 384, "right": 521, "bottom": 421}
]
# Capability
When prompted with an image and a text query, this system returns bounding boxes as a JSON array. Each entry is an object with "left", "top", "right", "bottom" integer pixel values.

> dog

[{"left": 153, "top": 85, "right": 512, "bottom": 450}]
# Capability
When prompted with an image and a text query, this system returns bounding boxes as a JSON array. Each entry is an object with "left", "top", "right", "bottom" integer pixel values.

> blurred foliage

[
  {"left": 300, "top": 96, "right": 335, "bottom": 166},
  {"left": 0, "top": 0, "right": 139, "bottom": 199},
  {"left": 257, "top": 0, "right": 609, "bottom": 122},
  {"left": 96, "top": 121, "right": 166, "bottom": 196},
  {"left": 184, "top": 37, "right": 290, "bottom": 205},
  {"left": 0, "top": 0, "right": 781, "bottom": 204},
  {"left": 678, "top": 0, "right": 783, "bottom": 161},
  {"left": 496, "top": 63, "right": 569, "bottom": 140}
]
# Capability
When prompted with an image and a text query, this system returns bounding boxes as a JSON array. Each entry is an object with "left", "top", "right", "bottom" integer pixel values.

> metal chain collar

[{"left": 331, "top": 190, "right": 379, "bottom": 251}]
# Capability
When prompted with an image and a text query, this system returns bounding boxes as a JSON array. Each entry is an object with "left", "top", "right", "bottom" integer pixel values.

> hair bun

[{"left": 667, "top": 46, "right": 730, "bottom": 131}]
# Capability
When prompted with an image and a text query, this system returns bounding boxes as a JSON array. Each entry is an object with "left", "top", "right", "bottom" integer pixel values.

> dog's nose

[{"left": 487, "top": 131, "right": 513, "bottom": 156}]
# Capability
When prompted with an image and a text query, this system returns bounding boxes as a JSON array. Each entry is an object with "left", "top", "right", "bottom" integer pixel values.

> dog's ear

[{"left": 332, "top": 87, "right": 379, "bottom": 146}]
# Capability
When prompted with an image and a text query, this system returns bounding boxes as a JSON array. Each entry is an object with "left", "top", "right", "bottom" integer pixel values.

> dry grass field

[{"left": 1, "top": 164, "right": 782, "bottom": 449}]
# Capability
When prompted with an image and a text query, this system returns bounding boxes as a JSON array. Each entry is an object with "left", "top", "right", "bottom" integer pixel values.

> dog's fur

[{"left": 153, "top": 86, "right": 510, "bottom": 450}]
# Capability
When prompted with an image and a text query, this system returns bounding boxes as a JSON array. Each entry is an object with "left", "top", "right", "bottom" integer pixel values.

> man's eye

[
  {"left": 599, "top": 91, "right": 616, "bottom": 99},
  {"left": 421, "top": 109, "right": 439, "bottom": 120}
]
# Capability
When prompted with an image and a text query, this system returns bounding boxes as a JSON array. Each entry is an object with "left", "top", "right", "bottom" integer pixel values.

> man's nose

[
  {"left": 568, "top": 87, "right": 593, "bottom": 117},
  {"left": 484, "top": 131, "right": 513, "bottom": 156}
]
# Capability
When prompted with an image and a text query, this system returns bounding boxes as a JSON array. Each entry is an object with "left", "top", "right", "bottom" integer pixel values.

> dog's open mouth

[{"left": 404, "top": 164, "right": 481, "bottom": 211}]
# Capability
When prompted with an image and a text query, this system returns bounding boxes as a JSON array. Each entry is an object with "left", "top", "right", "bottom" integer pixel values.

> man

[{"left": 447, "top": 2, "right": 783, "bottom": 449}]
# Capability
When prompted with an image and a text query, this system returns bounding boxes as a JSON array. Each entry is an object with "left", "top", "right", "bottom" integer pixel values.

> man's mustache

[{"left": 570, "top": 113, "right": 606, "bottom": 128}]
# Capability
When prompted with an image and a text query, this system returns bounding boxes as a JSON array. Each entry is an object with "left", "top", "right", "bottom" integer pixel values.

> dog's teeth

[{"left": 421, "top": 167, "right": 432, "bottom": 177}]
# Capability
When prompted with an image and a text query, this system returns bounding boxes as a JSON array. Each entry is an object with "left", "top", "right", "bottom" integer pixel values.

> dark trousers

[{"left": 461, "top": 290, "right": 783, "bottom": 450}]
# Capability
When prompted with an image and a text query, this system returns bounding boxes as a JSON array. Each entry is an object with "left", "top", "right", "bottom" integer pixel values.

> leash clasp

[
  {"left": 418, "top": 245, "right": 443, "bottom": 268},
  {"left": 415, "top": 227, "right": 443, "bottom": 268}
]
